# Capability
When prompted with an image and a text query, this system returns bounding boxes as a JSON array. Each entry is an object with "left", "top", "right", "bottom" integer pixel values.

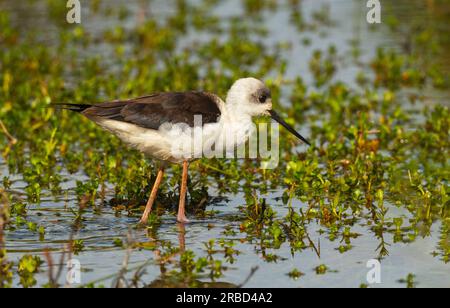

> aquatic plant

[{"left": 0, "top": 0, "right": 448, "bottom": 287}]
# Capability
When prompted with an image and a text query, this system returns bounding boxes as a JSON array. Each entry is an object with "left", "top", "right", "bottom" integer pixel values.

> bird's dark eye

[{"left": 258, "top": 95, "right": 267, "bottom": 103}]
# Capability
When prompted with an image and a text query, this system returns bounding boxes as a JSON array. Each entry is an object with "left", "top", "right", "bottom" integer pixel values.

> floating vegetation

[{"left": 0, "top": 0, "right": 448, "bottom": 288}]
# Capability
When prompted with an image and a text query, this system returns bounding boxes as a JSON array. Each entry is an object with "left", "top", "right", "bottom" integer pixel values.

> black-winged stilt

[{"left": 56, "top": 78, "right": 310, "bottom": 224}]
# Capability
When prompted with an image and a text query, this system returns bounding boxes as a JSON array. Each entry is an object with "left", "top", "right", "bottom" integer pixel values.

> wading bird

[{"left": 57, "top": 78, "right": 310, "bottom": 224}]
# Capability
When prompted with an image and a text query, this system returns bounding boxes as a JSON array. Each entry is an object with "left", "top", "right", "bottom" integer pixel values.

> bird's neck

[{"left": 222, "top": 105, "right": 253, "bottom": 124}]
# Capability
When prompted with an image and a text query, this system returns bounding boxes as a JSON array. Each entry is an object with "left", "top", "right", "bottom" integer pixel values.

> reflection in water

[
  {"left": 145, "top": 223, "right": 239, "bottom": 288},
  {"left": 177, "top": 223, "right": 186, "bottom": 253},
  {"left": 0, "top": 0, "right": 449, "bottom": 288}
]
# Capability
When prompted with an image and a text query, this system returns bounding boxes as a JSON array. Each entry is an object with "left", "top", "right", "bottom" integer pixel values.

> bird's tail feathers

[{"left": 50, "top": 103, "right": 92, "bottom": 113}]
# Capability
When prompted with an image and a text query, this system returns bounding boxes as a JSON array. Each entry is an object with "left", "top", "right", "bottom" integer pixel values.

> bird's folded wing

[{"left": 82, "top": 92, "right": 222, "bottom": 129}]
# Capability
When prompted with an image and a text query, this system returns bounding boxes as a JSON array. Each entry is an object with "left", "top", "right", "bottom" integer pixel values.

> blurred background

[{"left": 0, "top": 0, "right": 448, "bottom": 288}]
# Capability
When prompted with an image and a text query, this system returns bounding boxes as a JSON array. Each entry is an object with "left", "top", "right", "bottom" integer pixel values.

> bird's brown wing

[{"left": 81, "top": 92, "right": 222, "bottom": 129}]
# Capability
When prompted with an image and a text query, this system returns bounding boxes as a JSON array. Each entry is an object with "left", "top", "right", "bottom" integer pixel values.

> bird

[{"left": 55, "top": 78, "right": 310, "bottom": 224}]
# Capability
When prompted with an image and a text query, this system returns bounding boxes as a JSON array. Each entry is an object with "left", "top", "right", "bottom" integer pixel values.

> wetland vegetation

[{"left": 0, "top": 0, "right": 449, "bottom": 288}]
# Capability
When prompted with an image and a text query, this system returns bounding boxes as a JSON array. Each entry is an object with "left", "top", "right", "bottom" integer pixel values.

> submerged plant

[{"left": 0, "top": 0, "right": 448, "bottom": 288}]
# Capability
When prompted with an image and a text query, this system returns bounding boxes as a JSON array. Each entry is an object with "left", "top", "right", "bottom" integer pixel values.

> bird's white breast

[{"left": 91, "top": 115, "right": 254, "bottom": 164}]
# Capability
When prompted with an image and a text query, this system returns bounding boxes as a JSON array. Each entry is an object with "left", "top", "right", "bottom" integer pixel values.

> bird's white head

[
  {"left": 225, "top": 77, "right": 311, "bottom": 146},
  {"left": 226, "top": 77, "right": 273, "bottom": 117}
]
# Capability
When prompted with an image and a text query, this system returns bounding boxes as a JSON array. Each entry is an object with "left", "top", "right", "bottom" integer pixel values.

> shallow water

[
  {"left": 1, "top": 0, "right": 449, "bottom": 288},
  {"left": 4, "top": 168, "right": 449, "bottom": 287}
]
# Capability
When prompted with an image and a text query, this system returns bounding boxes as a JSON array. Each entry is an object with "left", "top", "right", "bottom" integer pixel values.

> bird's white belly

[{"left": 92, "top": 117, "right": 254, "bottom": 164}]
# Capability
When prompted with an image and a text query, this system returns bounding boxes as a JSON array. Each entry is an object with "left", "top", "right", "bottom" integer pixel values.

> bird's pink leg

[
  {"left": 139, "top": 168, "right": 164, "bottom": 225},
  {"left": 177, "top": 223, "right": 186, "bottom": 252},
  {"left": 177, "top": 161, "right": 189, "bottom": 223}
]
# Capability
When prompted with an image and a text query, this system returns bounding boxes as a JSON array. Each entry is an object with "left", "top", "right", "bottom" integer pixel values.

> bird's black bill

[{"left": 269, "top": 110, "right": 311, "bottom": 146}]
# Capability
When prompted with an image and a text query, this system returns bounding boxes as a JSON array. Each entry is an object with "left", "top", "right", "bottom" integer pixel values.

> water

[{"left": 1, "top": 0, "right": 449, "bottom": 288}]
